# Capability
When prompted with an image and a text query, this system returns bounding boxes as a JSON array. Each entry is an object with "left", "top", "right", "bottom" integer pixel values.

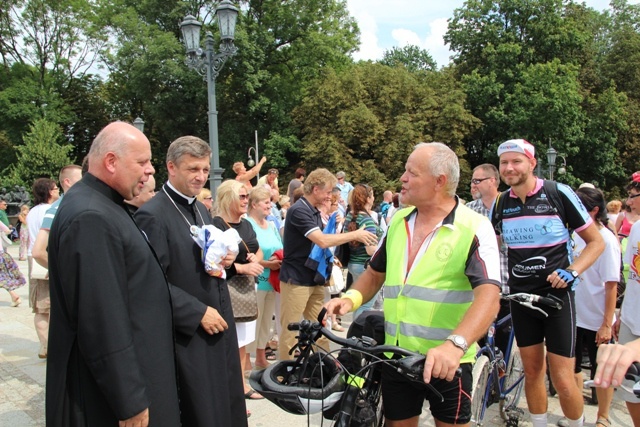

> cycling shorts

[
  {"left": 510, "top": 291, "right": 576, "bottom": 358},
  {"left": 381, "top": 362, "right": 472, "bottom": 424}
]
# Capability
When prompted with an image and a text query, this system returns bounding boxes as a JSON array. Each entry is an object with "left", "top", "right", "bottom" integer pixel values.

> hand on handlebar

[
  {"left": 423, "top": 342, "right": 462, "bottom": 384},
  {"left": 324, "top": 296, "right": 353, "bottom": 317},
  {"left": 594, "top": 342, "right": 638, "bottom": 388}
]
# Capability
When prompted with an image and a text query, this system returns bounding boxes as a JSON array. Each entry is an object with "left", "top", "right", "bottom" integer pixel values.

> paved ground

[{"left": 0, "top": 243, "right": 634, "bottom": 426}]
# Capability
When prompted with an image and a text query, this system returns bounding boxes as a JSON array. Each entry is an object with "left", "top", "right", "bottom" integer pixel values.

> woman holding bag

[
  {"left": 245, "top": 186, "right": 283, "bottom": 368},
  {"left": 213, "top": 180, "right": 265, "bottom": 400}
]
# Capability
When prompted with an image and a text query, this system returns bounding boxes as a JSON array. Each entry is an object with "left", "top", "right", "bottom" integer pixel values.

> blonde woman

[
  {"left": 197, "top": 188, "right": 214, "bottom": 215},
  {"left": 245, "top": 186, "right": 283, "bottom": 367},
  {"left": 213, "top": 180, "right": 265, "bottom": 399}
]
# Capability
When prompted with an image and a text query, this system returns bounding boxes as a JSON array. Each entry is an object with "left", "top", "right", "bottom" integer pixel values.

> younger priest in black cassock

[{"left": 136, "top": 136, "right": 247, "bottom": 427}]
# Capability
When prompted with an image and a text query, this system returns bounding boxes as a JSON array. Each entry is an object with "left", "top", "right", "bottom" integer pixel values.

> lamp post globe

[
  {"left": 216, "top": 0, "right": 239, "bottom": 41},
  {"left": 132, "top": 117, "right": 145, "bottom": 133},
  {"left": 180, "top": 3, "right": 238, "bottom": 192}
]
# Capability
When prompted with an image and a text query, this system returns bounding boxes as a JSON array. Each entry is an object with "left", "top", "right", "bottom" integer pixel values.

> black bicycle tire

[
  {"left": 500, "top": 349, "right": 524, "bottom": 420},
  {"left": 471, "top": 355, "right": 491, "bottom": 426}
]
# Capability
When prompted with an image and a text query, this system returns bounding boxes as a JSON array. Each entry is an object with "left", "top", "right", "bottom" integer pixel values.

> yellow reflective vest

[{"left": 383, "top": 205, "right": 484, "bottom": 364}]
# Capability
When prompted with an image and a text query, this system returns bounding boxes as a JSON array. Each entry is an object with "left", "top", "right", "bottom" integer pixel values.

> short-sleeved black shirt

[{"left": 279, "top": 196, "right": 323, "bottom": 286}]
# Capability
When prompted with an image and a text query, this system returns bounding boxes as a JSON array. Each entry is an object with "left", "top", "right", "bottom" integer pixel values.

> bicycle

[
  {"left": 250, "top": 308, "right": 452, "bottom": 427},
  {"left": 470, "top": 292, "right": 564, "bottom": 426}
]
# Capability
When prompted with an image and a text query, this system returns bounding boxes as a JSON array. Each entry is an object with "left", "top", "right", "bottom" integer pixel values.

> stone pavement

[{"left": 0, "top": 243, "right": 633, "bottom": 426}]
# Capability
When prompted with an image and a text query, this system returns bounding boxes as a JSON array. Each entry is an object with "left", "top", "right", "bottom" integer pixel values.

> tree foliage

[
  {"left": 445, "top": 0, "right": 631, "bottom": 193},
  {"left": 3, "top": 119, "right": 74, "bottom": 188},
  {"left": 294, "top": 62, "right": 478, "bottom": 195},
  {"left": 380, "top": 45, "right": 437, "bottom": 72}
]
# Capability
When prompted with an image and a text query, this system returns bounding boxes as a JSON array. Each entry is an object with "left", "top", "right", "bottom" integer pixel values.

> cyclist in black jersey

[{"left": 494, "top": 139, "right": 604, "bottom": 427}]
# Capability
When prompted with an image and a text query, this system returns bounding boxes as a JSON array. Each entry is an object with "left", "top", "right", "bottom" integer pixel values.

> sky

[{"left": 346, "top": 0, "right": 639, "bottom": 67}]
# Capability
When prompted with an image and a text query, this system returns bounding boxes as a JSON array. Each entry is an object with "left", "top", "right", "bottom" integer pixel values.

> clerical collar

[{"left": 165, "top": 181, "right": 197, "bottom": 204}]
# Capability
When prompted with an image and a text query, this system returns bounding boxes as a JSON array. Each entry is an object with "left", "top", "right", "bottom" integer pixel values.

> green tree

[
  {"left": 294, "top": 63, "right": 478, "bottom": 195},
  {"left": 379, "top": 45, "right": 437, "bottom": 72},
  {"left": 3, "top": 119, "right": 74, "bottom": 188},
  {"left": 99, "top": 0, "right": 360, "bottom": 187},
  {"left": 445, "top": 0, "right": 629, "bottom": 191}
]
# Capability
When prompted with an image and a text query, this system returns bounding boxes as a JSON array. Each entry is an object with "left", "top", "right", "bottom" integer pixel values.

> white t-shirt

[
  {"left": 574, "top": 227, "right": 620, "bottom": 331},
  {"left": 26, "top": 203, "right": 51, "bottom": 256},
  {"left": 623, "top": 221, "right": 640, "bottom": 335}
]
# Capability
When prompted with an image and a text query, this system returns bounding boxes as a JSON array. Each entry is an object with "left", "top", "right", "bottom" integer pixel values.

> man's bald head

[{"left": 88, "top": 122, "right": 155, "bottom": 199}]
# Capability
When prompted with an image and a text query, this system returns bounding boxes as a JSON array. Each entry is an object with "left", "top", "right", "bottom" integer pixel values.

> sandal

[
  {"left": 596, "top": 417, "right": 611, "bottom": 427},
  {"left": 265, "top": 348, "right": 277, "bottom": 361},
  {"left": 244, "top": 389, "right": 264, "bottom": 400},
  {"left": 10, "top": 296, "right": 21, "bottom": 307},
  {"left": 331, "top": 323, "right": 345, "bottom": 332}
]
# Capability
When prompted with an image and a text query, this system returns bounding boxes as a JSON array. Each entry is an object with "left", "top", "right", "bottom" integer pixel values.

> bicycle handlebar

[
  {"left": 287, "top": 308, "right": 456, "bottom": 398},
  {"left": 626, "top": 362, "right": 640, "bottom": 398},
  {"left": 502, "top": 292, "right": 563, "bottom": 317}
]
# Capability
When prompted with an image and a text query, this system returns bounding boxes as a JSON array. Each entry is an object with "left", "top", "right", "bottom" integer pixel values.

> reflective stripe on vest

[{"left": 383, "top": 205, "right": 484, "bottom": 364}]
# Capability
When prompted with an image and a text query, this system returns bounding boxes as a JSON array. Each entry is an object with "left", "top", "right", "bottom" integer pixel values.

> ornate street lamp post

[
  {"left": 180, "top": 1, "right": 238, "bottom": 192},
  {"left": 547, "top": 146, "right": 557, "bottom": 181}
]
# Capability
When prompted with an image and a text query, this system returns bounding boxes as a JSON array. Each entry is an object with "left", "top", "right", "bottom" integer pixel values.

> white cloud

[
  {"left": 424, "top": 18, "right": 452, "bottom": 67},
  {"left": 352, "top": 11, "right": 384, "bottom": 61},
  {"left": 390, "top": 28, "right": 422, "bottom": 47}
]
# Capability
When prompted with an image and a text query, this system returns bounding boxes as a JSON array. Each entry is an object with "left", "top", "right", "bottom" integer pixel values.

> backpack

[{"left": 492, "top": 180, "right": 570, "bottom": 236}]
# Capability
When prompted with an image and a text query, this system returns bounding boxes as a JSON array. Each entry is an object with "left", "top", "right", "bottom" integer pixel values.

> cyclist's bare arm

[
  {"left": 424, "top": 283, "right": 500, "bottom": 383},
  {"left": 594, "top": 339, "right": 640, "bottom": 388}
]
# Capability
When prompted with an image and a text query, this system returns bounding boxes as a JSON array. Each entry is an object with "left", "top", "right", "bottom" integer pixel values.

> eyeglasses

[
  {"left": 239, "top": 194, "right": 248, "bottom": 200},
  {"left": 204, "top": 196, "right": 213, "bottom": 200},
  {"left": 628, "top": 193, "right": 640, "bottom": 199},
  {"left": 52, "top": 187, "right": 60, "bottom": 191},
  {"left": 471, "top": 177, "right": 492, "bottom": 185}
]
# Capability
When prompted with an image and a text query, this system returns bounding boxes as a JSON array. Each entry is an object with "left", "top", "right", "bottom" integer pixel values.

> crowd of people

[{"left": 2, "top": 123, "right": 640, "bottom": 427}]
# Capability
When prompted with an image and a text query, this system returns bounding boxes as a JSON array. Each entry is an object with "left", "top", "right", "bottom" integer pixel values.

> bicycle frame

[{"left": 474, "top": 312, "right": 524, "bottom": 424}]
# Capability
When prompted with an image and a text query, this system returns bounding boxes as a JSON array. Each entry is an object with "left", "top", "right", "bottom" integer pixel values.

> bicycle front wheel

[
  {"left": 471, "top": 355, "right": 491, "bottom": 426},
  {"left": 500, "top": 348, "right": 524, "bottom": 420}
]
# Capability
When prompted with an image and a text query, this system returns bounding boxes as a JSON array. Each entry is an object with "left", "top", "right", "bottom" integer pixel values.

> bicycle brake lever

[{"left": 520, "top": 302, "right": 549, "bottom": 317}]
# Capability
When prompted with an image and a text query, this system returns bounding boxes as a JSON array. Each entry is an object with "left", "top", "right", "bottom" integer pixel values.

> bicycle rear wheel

[
  {"left": 471, "top": 355, "right": 491, "bottom": 426},
  {"left": 500, "top": 348, "right": 524, "bottom": 420}
]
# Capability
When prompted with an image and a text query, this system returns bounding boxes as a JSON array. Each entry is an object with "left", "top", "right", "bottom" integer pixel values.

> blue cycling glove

[{"left": 554, "top": 268, "right": 577, "bottom": 285}]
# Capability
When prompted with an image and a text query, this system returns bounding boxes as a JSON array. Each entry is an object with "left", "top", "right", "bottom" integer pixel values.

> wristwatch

[
  {"left": 566, "top": 268, "right": 579, "bottom": 280},
  {"left": 446, "top": 334, "right": 469, "bottom": 353}
]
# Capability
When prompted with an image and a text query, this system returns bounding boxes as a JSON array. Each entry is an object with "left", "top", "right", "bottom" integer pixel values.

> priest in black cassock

[
  {"left": 46, "top": 122, "right": 181, "bottom": 426},
  {"left": 136, "top": 135, "right": 247, "bottom": 426}
]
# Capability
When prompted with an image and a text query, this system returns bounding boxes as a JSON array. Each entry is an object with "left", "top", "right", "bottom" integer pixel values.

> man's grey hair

[
  {"left": 415, "top": 142, "right": 460, "bottom": 197},
  {"left": 167, "top": 136, "right": 211, "bottom": 165}
]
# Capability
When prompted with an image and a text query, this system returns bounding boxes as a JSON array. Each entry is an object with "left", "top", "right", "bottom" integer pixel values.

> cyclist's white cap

[{"left": 497, "top": 139, "right": 535, "bottom": 159}]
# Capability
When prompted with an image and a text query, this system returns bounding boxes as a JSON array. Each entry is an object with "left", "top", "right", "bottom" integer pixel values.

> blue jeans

[{"left": 349, "top": 262, "right": 381, "bottom": 321}]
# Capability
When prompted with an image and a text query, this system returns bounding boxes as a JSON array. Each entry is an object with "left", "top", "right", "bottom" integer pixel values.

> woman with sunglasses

[{"left": 213, "top": 180, "right": 265, "bottom": 400}]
